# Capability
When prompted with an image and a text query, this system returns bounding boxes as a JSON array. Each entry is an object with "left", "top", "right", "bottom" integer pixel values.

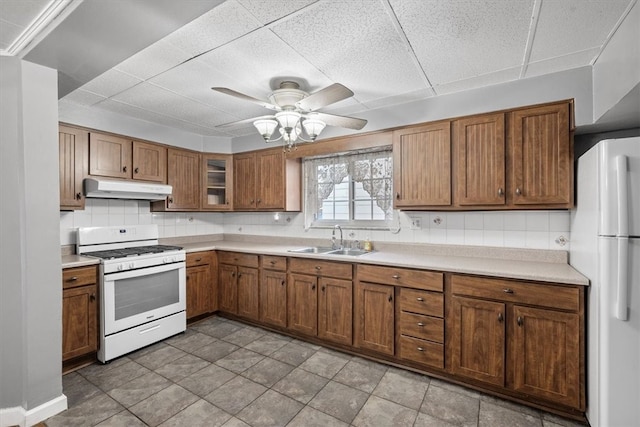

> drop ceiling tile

[
  {"left": 433, "top": 67, "right": 521, "bottom": 96},
  {"left": 0, "top": 18, "right": 23, "bottom": 48},
  {"left": 148, "top": 58, "right": 270, "bottom": 120},
  {"left": 270, "top": 0, "right": 428, "bottom": 103},
  {"left": 525, "top": 48, "right": 600, "bottom": 78},
  {"left": 114, "top": 40, "right": 193, "bottom": 81},
  {"left": 162, "top": 0, "right": 262, "bottom": 57},
  {"left": 111, "top": 82, "right": 238, "bottom": 128},
  {"left": 197, "top": 27, "right": 334, "bottom": 95},
  {"left": 80, "top": 69, "right": 143, "bottom": 98},
  {"left": 389, "top": 0, "right": 533, "bottom": 86},
  {"left": 236, "top": 0, "right": 318, "bottom": 24},
  {"left": 530, "top": 0, "right": 632, "bottom": 62},
  {"left": 0, "top": 0, "right": 49, "bottom": 26},
  {"left": 62, "top": 89, "right": 107, "bottom": 107}
]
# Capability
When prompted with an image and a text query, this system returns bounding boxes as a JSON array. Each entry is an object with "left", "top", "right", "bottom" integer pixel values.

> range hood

[{"left": 84, "top": 178, "right": 172, "bottom": 201}]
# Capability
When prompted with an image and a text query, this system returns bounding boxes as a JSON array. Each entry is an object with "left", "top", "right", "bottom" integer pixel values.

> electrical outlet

[{"left": 410, "top": 217, "right": 421, "bottom": 230}]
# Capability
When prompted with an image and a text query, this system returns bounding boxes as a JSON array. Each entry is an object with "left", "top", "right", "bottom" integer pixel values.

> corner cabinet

[
  {"left": 233, "top": 148, "right": 301, "bottom": 211},
  {"left": 393, "top": 121, "right": 452, "bottom": 208},
  {"left": 62, "top": 265, "right": 98, "bottom": 362},
  {"left": 447, "top": 274, "right": 584, "bottom": 411},
  {"left": 152, "top": 148, "right": 200, "bottom": 211},
  {"left": 202, "top": 153, "right": 233, "bottom": 211},
  {"left": 59, "top": 125, "right": 89, "bottom": 210},
  {"left": 509, "top": 102, "right": 573, "bottom": 206}
]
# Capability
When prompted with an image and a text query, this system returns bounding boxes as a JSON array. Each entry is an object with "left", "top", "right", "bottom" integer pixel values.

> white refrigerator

[{"left": 570, "top": 137, "right": 640, "bottom": 427}]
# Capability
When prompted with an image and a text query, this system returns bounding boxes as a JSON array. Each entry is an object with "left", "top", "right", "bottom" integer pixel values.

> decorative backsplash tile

[{"left": 60, "top": 200, "right": 571, "bottom": 250}]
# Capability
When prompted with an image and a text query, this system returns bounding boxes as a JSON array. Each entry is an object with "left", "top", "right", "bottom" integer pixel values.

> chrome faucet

[{"left": 331, "top": 225, "right": 343, "bottom": 249}]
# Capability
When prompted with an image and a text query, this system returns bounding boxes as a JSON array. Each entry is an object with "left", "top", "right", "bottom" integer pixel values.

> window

[{"left": 304, "top": 148, "right": 393, "bottom": 228}]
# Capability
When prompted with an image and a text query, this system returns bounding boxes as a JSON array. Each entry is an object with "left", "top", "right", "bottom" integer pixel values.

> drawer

[
  {"left": 186, "top": 251, "right": 211, "bottom": 267},
  {"left": 451, "top": 275, "right": 580, "bottom": 312},
  {"left": 357, "top": 264, "right": 443, "bottom": 291},
  {"left": 289, "top": 258, "right": 352, "bottom": 279},
  {"left": 218, "top": 251, "right": 259, "bottom": 268},
  {"left": 398, "top": 335, "right": 444, "bottom": 369},
  {"left": 62, "top": 266, "right": 97, "bottom": 289},
  {"left": 398, "top": 288, "right": 444, "bottom": 317},
  {"left": 398, "top": 311, "right": 444, "bottom": 343},
  {"left": 261, "top": 255, "right": 287, "bottom": 271}
]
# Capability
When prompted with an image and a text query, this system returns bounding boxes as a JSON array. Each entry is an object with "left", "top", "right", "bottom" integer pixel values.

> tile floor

[{"left": 45, "top": 316, "right": 588, "bottom": 427}]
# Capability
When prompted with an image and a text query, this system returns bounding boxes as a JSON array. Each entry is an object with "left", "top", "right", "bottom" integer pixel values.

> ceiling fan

[{"left": 211, "top": 81, "right": 367, "bottom": 149}]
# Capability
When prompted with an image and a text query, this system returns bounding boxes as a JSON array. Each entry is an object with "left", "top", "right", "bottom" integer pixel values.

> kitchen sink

[
  {"left": 287, "top": 246, "right": 335, "bottom": 254},
  {"left": 327, "top": 248, "right": 372, "bottom": 256}
]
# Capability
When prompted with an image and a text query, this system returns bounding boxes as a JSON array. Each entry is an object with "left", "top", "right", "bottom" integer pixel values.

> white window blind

[{"left": 304, "top": 148, "right": 393, "bottom": 228}]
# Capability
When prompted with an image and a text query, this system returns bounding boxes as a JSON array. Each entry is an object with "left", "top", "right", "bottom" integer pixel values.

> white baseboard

[{"left": 0, "top": 394, "right": 67, "bottom": 427}]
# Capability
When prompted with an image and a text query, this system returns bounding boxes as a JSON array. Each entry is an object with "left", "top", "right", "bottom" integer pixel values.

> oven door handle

[{"left": 104, "top": 261, "right": 186, "bottom": 280}]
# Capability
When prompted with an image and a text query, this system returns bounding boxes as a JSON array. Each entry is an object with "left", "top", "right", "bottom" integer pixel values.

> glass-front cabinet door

[{"left": 202, "top": 154, "right": 233, "bottom": 210}]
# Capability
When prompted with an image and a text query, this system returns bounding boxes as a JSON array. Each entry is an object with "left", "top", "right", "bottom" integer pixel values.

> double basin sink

[{"left": 288, "top": 246, "right": 372, "bottom": 257}]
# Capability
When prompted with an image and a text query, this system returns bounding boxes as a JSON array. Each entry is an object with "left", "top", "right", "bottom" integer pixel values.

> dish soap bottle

[{"left": 363, "top": 237, "right": 373, "bottom": 252}]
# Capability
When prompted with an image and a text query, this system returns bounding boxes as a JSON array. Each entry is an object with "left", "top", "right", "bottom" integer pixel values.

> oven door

[{"left": 102, "top": 261, "right": 186, "bottom": 336}]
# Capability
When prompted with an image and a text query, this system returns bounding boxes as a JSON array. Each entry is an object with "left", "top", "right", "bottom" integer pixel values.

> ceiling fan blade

[
  {"left": 217, "top": 115, "right": 274, "bottom": 128},
  {"left": 296, "top": 83, "right": 354, "bottom": 111},
  {"left": 311, "top": 112, "right": 367, "bottom": 130},
  {"left": 211, "top": 87, "right": 278, "bottom": 111}
]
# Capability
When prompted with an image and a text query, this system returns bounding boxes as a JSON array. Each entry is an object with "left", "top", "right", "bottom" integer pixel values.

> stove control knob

[
  {"left": 163, "top": 257, "right": 169, "bottom": 263},
  {"left": 117, "top": 264, "right": 124, "bottom": 271},
  {"left": 129, "top": 262, "right": 135, "bottom": 269}
]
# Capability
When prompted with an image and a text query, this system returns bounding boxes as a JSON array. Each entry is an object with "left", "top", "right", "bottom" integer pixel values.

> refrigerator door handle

[
  {"left": 615, "top": 237, "right": 629, "bottom": 321},
  {"left": 616, "top": 155, "right": 629, "bottom": 237}
]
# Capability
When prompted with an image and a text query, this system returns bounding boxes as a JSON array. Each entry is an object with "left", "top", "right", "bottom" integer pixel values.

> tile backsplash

[{"left": 60, "top": 200, "right": 571, "bottom": 251}]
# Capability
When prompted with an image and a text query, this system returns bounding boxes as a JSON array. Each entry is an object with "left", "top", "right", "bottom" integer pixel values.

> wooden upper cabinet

[
  {"left": 233, "top": 152, "right": 257, "bottom": 210},
  {"left": 510, "top": 103, "right": 573, "bottom": 207},
  {"left": 393, "top": 122, "right": 451, "bottom": 207},
  {"left": 454, "top": 113, "right": 506, "bottom": 206},
  {"left": 153, "top": 148, "right": 200, "bottom": 211},
  {"left": 59, "top": 125, "right": 89, "bottom": 210},
  {"left": 89, "top": 132, "right": 131, "bottom": 179},
  {"left": 132, "top": 140, "right": 166, "bottom": 182},
  {"left": 233, "top": 148, "right": 301, "bottom": 211}
]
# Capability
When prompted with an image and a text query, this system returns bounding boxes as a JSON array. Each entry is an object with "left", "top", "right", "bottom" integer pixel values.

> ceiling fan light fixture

[
  {"left": 302, "top": 118, "right": 326, "bottom": 141},
  {"left": 275, "top": 111, "right": 301, "bottom": 130},
  {"left": 253, "top": 118, "right": 278, "bottom": 141}
]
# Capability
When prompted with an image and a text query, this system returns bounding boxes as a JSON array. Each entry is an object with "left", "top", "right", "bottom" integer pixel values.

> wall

[
  {"left": 1, "top": 58, "right": 65, "bottom": 424},
  {"left": 60, "top": 202, "right": 570, "bottom": 251}
]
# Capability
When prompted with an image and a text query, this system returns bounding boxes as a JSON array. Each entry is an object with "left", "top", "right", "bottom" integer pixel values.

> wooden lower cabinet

[
  {"left": 260, "top": 261, "right": 287, "bottom": 328},
  {"left": 237, "top": 266, "right": 259, "bottom": 320},
  {"left": 287, "top": 273, "right": 318, "bottom": 336},
  {"left": 186, "top": 251, "right": 216, "bottom": 319},
  {"left": 62, "top": 266, "right": 98, "bottom": 361},
  {"left": 218, "top": 252, "right": 259, "bottom": 317},
  {"left": 448, "top": 274, "right": 584, "bottom": 412},
  {"left": 218, "top": 263, "right": 238, "bottom": 314},
  {"left": 318, "top": 277, "right": 352, "bottom": 346},
  {"left": 354, "top": 282, "right": 395, "bottom": 355}
]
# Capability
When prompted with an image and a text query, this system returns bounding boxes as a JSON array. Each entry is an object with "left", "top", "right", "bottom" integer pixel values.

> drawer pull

[
  {"left": 503, "top": 289, "right": 514, "bottom": 294},
  {"left": 417, "top": 322, "right": 424, "bottom": 327},
  {"left": 417, "top": 347, "right": 424, "bottom": 352},
  {"left": 517, "top": 316, "right": 524, "bottom": 326},
  {"left": 497, "top": 312, "right": 504, "bottom": 322},
  {"left": 68, "top": 276, "right": 78, "bottom": 281},
  {"left": 195, "top": 258, "right": 202, "bottom": 262},
  {"left": 392, "top": 274, "right": 400, "bottom": 280},
  {"left": 416, "top": 297, "right": 424, "bottom": 302},
  {"left": 315, "top": 266, "right": 321, "bottom": 270},
  {"left": 270, "top": 260, "right": 276, "bottom": 265}
]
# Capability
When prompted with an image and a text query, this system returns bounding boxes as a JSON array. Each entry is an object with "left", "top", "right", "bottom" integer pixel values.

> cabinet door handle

[
  {"left": 396, "top": 192, "right": 400, "bottom": 199},
  {"left": 392, "top": 274, "right": 400, "bottom": 279},
  {"left": 416, "top": 297, "right": 424, "bottom": 302},
  {"left": 250, "top": 199, "right": 254, "bottom": 204},
  {"left": 281, "top": 280, "right": 285, "bottom": 286},
  {"left": 75, "top": 192, "right": 82, "bottom": 200},
  {"left": 417, "top": 347, "right": 424, "bottom": 352},
  {"left": 503, "top": 289, "right": 514, "bottom": 294},
  {"left": 134, "top": 167, "right": 139, "bottom": 174},
  {"left": 388, "top": 295, "right": 393, "bottom": 302},
  {"left": 168, "top": 197, "right": 174, "bottom": 204},
  {"left": 123, "top": 166, "right": 127, "bottom": 172},
  {"left": 238, "top": 273, "right": 242, "bottom": 279},
  {"left": 515, "top": 187, "right": 522, "bottom": 196},
  {"left": 497, "top": 312, "right": 504, "bottom": 322},
  {"left": 90, "top": 293, "right": 96, "bottom": 302},
  {"left": 321, "top": 286, "right": 325, "bottom": 292},
  {"left": 498, "top": 187, "right": 504, "bottom": 197},
  {"left": 517, "top": 316, "right": 524, "bottom": 326},
  {"left": 417, "top": 322, "right": 424, "bottom": 327},
  {"left": 231, "top": 272, "right": 236, "bottom": 277},
  {"left": 257, "top": 198, "right": 261, "bottom": 204},
  {"left": 312, "top": 284, "right": 316, "bottom": 290}
]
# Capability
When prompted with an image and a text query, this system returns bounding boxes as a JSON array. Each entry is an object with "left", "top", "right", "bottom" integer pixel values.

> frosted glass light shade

[
  {"left": 275, "top": 111, "right": 301, "bottom": 129},
  {"left": 302, "top": 118, "right": 326, "bottom": 140},
  {"left": 253, "top": 118, "right": 278, "bottom": 140}
]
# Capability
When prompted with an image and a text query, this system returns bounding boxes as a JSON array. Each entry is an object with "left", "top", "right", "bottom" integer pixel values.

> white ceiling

[{"left": 2, "top": 0, "right": 637, "bottom": 139}]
